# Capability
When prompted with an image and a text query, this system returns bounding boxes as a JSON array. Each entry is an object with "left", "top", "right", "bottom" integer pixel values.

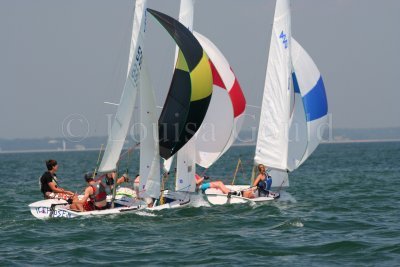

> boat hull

[
  {"left": 29, "top": 198, "right": 146, "bottom": 219},
  {"left": 147, "top": 190, "right": 191, "bottom": 211},
  {"left": 29, "top": 189, "right": 193, "bottom": 218},
  {"left": 204, "top": 185, "right": 280, "bottom": 205}
]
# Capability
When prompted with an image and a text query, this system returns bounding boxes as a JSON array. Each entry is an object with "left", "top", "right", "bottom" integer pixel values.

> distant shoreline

[
  {"left": 1, "top": 139, "right": 400, "bottom": 154},
  {"left": 322, "top": 138, "right": 400, "bottom": 144}
]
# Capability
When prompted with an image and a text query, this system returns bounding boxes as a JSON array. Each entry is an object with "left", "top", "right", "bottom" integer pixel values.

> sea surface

[{"left": 0, "top": 142, "right": 399, "bottom": 266}]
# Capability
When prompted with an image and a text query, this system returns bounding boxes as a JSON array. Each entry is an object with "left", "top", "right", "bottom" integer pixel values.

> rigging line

[
  {"left": 117, "top": 142, "right": 140, "bottom": 164},
  {"left": 160, "top": 184, "right": 191, "bottom": 193},
  {"left": 239, "top": 159, "right": 246, "bottom": 181},
  {"left": 231, "top": 158, "right": 241, "bottom": 185},
  {"left": 276, "top": 178, "right": 286, "bottom": 193},
  {"left": 125, "top": 144, "right": 131, "bottom": 176},
  {"left": 93, "top": 144, "right": 104, "bottom": 179}
]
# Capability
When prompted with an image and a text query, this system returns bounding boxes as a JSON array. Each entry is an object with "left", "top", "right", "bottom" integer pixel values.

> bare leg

[
  {"left": 70, "top": 196, "right": 84, "bottom": 211},
  {"left": 210, "top": 181, "right": 230, "bottom": 194},
  {"left": 242, "top": 189, "right": 255, "bottom": 199}
]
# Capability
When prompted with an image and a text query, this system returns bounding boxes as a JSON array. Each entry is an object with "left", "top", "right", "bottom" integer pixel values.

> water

[{"left": 1, "top": 142, "right": 399, "bottom": 266}]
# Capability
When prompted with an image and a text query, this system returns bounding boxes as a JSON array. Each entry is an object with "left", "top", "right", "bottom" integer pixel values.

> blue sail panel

[
  {"left": 292, "top": 72, "right": 301, "bottom": 94},
  {"left": 302, "top": 76, "right": 328, "bottom": 122}
]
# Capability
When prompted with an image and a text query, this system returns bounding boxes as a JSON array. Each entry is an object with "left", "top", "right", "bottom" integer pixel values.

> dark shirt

[{"left": 40, "top": 171, "right": 57, "bottom": 196}]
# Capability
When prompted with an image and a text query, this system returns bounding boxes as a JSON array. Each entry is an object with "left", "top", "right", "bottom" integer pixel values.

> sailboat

[
  {"left": 29, "top": 2, "right": 213, "bottom": 218},
  {"left": 204, "top": 0, "right": 328, "bottom": 205},
  {"left": 160, "top": 0, "right": 246, "bottom": 204}
]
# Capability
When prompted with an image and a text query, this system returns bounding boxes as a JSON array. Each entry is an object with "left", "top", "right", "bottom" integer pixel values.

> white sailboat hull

[
  {"left": 29, "top": 198, "right": 146, "bottom": 219},
  {"left": 29, "top": 187, "right": 193, "bottom": 219},
  {"left": 204, "top": 185, "right": 280, "bottom": 205},
  {"left": 147, "top": 190, "right": 191, "bottom": 211}
]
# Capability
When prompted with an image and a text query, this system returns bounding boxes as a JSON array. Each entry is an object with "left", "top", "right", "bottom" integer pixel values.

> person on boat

[
  {"left": 103, "top": 171, "right": 130, "bottom": 192},
  {"left": 133, "top": 175, "right": 140, "bottom": 195},
  {"left": 70, "top": 172, "right": 107, "bottom": 211},
  {"left": 132, "top": 175, "right": 154, "bottom": 208},
  {"left": 195, "top": 174, "right": 238, "bottom": 197},
  {"left": 241, "top": 164, "right": 272, "bottom": 198},
  {"left": 40, "top": 159, "right": 74, "bottom": 200}
]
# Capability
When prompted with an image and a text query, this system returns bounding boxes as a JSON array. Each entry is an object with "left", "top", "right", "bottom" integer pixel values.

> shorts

[
  {"left": 83, "top": 201, "right": 95, "bottom": 211},
  {"left": 200, "top": 183, "right": 211, "bottom": 191},
  {"left": 258, "top": 189, "right": 269, "bottom": 197}
]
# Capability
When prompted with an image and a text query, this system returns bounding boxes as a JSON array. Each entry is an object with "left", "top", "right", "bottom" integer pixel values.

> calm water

[{"left": 0, "top": 142, "right": 399, "bottom": 266}]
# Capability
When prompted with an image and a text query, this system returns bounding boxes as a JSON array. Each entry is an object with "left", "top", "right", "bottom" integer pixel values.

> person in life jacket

[
  {"left": 241, "top": 164, "right": 272, "bottom": 198},
  {"left": 101, "top": 171, "right": 130, "bottom": 194},
  {"left": 253, "top": 164, "right": 272, "bottom": 197},
  {"left": 70, "top": 172, "right": 107, "bottom": 211},
  {"left": 40, "top": 159, "right": 75, "bottom": 200}
]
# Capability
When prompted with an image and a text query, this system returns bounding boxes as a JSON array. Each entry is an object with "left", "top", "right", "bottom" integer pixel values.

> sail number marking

[
  {"left": 35, "top": 207, "right": 72, "bottom": 218},
  {"left": 279, "top": 31, "right": 288, "bottom": 49},
  {"left": 131, "top": 45, "right": 143, "bottom": 85}
]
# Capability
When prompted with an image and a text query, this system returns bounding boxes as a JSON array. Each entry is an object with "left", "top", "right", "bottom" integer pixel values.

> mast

[
  {"left": 138, "top": 62, "right": 161, "bottom": 199},
  {"left": 176, "top": 0, "right": 196, "bottom": 193}
]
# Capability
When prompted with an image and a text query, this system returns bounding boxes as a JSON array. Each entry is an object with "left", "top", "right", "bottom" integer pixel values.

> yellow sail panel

[
  {"left": 175, "top": 50, "right": 190, "bottom": 72},
  {"left": 148, "top": 8, "right": 212, "bottom": 159},
  {"left": 190, "top": 51, "right": 212, "bottom": 102}
]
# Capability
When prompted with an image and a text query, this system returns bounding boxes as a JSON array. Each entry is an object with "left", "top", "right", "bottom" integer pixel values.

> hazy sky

[{"left": 0, "top": 0, "right": 399, "bottom": 139}]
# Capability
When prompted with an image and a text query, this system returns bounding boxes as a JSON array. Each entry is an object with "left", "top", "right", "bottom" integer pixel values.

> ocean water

[{"left": 0, "top": 142, "right": 399, "bottom": 266}]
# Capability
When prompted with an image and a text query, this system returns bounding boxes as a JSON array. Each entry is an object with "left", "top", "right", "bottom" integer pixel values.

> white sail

[
  {"left": 99, "top": 0, "right": 148, "bottom": 172},
  {"left": 175, "top": 0, "right": 196, "bottom": 191},
  {"left": 178, "top": 0, "right": 194, "bottom": 32},
  {"left": 193, "top": 31, "right": 246, "bottom": 168},
  {"left": 287, "top": 74, "right": 308, "bottom": 171},
  {"left": 254, "top": 0, "right": 292, "bottom": 171},
  {"left": 175, "top": 0, "right": 246, "bottom": 173},
  {"left": 290, "top": 37, "right": 328, "bottom": 168},
  {"left": 139, "top": 63, "right": 161, "bottom": 199},
  {"left": 176, "top": 139, "right": 196, "bottom": 192},
  {"left": 163, "top": 157, "right": 174, "bottom": 173},
  {"left": 255, "top": 1, "right": 327, "bottom": 185}
]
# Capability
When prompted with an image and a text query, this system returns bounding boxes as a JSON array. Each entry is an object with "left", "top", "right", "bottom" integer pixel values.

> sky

[{"left": 0, "top": 0, "right": 399, "bottom": 139}]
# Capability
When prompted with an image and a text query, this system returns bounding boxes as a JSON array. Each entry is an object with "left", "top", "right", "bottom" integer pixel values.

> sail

[
  {"left": 99, "top": 0, "right": 148, "bottom": 172},
  {"left": 163, "top": 157, "right": 174, "bottom": 173},
  {"left": 254, "top": 0, "right": 292, "bottom": 171},
  {"left": 175, "top": 139, "right": 196, "bottom": 192},
  {"left": 147, "top": 9, "right": 213, "bottom": 160},
  {"left": 175, "top": 0, "right": 196, "bottom": 192},
  {"left": 178, "top": 0, "right": 194, "bottom": 32},
  {"left": 290, "top": 37, "right": 328, "bottom": 168},
  {"left": 139, "top": 63, "right": 161, "bottom": 199},
  {"left": 193, "top": 31, "right": 246, "bottom": 168}
]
